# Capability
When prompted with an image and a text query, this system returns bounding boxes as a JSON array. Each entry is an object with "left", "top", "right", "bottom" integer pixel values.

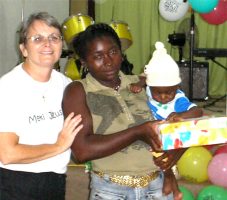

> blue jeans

[{"left": 89, "top": 171, "right": 173, "bottom": 200}]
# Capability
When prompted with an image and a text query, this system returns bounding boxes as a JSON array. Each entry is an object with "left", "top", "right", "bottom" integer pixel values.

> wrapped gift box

[{"left": 158, "top": 117, "right": 227, "bottom": 150}]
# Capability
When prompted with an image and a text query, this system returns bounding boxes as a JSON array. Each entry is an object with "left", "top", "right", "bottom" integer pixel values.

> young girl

[{"left": 63, "top": 24, "right": 178, "bottom": 200}]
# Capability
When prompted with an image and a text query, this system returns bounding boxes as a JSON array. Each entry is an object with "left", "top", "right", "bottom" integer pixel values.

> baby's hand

[
  {"left": 166, "top": 112, "right": 183, "bottom": 122},
  {"left": 129, "top": 83, "right": 143, "bottom": 93}
]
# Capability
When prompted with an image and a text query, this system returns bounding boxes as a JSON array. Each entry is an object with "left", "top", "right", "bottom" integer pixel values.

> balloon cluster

[
  {"left": 159, "top": 0, "right": 227, "bottom": 25},
  {"left": 176, "top": 145, "right": 227, "bottom": 199}
]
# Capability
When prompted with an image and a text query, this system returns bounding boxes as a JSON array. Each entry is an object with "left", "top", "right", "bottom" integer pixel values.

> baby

[{"left": 130, "top": 42, "right": 203, "bottom": 200}]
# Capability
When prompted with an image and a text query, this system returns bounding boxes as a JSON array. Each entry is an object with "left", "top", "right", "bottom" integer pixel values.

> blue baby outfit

[{"left": 146, "top": 87, "right": 196, "bottom": 120}]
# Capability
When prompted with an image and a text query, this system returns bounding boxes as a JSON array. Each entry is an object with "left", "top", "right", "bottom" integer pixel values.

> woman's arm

[
  {"left": 0, "top": 113, "right": 83, "bottom": 164},
  {"left": 62, "top": 81, "right": 162, "bottom": 163}
]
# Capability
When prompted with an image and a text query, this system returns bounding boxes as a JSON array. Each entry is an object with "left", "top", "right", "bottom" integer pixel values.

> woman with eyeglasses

[{"left": 0, "top": 12, "right": 83, "bottom": 200}]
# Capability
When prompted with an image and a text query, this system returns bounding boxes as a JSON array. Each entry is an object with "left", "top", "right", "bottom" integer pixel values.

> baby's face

[{"left": 150, "top": 85, "right": 179, "bottom": 104}]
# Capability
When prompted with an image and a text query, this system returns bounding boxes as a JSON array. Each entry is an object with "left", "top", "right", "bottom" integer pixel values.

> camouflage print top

[{"left": 78, "top": 72, "right": 159, "bottom": 176}]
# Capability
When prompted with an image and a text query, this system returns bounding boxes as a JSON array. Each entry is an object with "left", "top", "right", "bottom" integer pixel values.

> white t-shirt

[{"left": 0, "top": 63, "right": 72, "bottom": 174}]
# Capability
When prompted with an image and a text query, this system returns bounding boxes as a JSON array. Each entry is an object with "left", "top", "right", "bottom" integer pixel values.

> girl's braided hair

[{"left": 72, "top": 23, "right": 122, "bottom": 60}]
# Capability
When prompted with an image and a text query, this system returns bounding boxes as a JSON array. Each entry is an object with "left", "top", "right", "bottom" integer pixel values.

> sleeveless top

[{"left": 78, "top": 72, "right": 159, "bottom": 176}]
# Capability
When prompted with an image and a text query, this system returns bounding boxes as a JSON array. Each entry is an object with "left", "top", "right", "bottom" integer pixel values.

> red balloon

[
  {"left": 204, "top": 144, "right": 216, "bottom": 151},
  {"left": 214, "top": 145, "right": 227, "bottom": 156},
  {"left": 200, "top": 0, "right": 227, "bottom": 25}
]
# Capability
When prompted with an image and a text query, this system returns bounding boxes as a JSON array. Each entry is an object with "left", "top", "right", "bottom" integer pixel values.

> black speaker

[{"left": 178, "top": 61, "right": 209, "bottom": 100}]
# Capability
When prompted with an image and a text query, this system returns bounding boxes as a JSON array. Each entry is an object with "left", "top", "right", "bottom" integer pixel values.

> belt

[{"left": 93, "top": 170, "right": 159, "bottom": 188}]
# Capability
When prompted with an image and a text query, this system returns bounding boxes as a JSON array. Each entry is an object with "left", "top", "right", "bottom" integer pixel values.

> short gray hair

[{"left": 19, "top": 12, "right": 62, "bottom": 44}]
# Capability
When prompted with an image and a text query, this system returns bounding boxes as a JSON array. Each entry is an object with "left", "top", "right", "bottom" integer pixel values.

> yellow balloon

[{"left": 177, "top": 147, "right": 212, "bottom": 183}]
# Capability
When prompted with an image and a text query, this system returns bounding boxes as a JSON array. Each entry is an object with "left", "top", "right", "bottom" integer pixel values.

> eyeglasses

[{"left": 26, "top": 34, "right": 63, "bottom": 45}]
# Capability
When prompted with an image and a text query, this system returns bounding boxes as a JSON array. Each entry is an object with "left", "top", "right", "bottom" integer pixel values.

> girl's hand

[{"left": 153, "top": 148, "right": 187, "bottom": 171}]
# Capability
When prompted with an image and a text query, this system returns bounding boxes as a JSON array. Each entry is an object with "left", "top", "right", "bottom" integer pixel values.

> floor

[{"left": 65, "top": 96, "right": 227, "bottom": 200}]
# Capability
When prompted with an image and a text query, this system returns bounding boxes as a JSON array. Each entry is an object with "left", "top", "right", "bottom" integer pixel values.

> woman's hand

[
  {"left": 56, "top": 112, "right": 83, "bottom": 152},
  {"left": 153, "top": 148, "right": 187, "bottom": 171},
  {"left": 138, "top": 120, "right": 163, "bottom": 152}
]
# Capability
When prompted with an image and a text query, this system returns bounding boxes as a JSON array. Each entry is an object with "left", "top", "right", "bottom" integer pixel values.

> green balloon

[
  {"left": 197, "top": 185, "right": 227, "bottom": 200},
  {"left": 179, "top": 186, "right": 195, "bottom": 200}
]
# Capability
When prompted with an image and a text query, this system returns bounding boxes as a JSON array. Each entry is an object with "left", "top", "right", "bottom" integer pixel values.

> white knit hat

[{"left": 144, "top": 41, "right": 181, "bottom": 86}]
